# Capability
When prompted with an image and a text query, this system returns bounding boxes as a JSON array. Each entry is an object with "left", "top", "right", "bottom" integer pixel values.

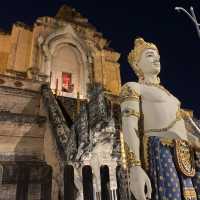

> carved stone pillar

[
  {"left": 92, "top": 165, "right": 101, "bottom": 200},
  {"left": 109, "top": 164, "right": 118, "bottom": 193},
  {"left": 116, "top": 166, "right": 130, "bottom": 200},
  {"left": 44, "top": 58, "right": 51, "bottom": 81}
]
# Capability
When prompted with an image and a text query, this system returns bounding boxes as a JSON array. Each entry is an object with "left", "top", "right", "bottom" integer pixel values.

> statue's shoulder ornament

[
  {"left": 120, "top": 82, "right": 141, "bottom": 118},
  {"left": 120, "top": 82, "right": 141, "bottom": 103}
]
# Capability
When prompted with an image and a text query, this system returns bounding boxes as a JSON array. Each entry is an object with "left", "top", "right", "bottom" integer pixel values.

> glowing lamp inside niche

[{"left": 62, "top": 72, "right": 74, "bottom": 93}]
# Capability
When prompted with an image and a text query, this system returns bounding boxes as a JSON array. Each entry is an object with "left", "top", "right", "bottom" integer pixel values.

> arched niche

[
  {"left": 100, "top": 165, "right": 110, "bottom": 200},
  {"left": 64, "top": 165, "right": 75, "bottom": 200},
  {"left": 82, "top": 165, "right": 93, "bottom": 200},
  {"left": 42, "top": 25, "right": 90, "bottom": 99}
]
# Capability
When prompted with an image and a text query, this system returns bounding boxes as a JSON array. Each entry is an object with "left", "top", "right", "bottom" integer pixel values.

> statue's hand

[{"left": 129, "top": 166, "right": 152, "bottom": 200}]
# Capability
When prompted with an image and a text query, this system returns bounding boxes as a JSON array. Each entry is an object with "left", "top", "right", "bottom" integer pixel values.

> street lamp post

[{"left": 175, "top": 6, "right": 200, "bottom": 38}]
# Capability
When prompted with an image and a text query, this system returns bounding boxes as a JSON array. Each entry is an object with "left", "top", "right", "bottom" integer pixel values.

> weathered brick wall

[
  {"left": 0, "top": 34, "right": 11, "bottom": 73},
  {"left": 7, "top": 24, "right": 32, "bottom": 72}
]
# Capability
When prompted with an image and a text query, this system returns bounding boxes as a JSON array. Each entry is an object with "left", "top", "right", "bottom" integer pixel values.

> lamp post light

[{"left": 175, "top": 6, "right": 200, "bottom": 38}]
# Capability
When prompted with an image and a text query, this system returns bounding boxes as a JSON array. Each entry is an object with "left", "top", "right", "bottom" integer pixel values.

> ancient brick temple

[{"left": 0, "top": 5, "right": 129, "bottom": 200}]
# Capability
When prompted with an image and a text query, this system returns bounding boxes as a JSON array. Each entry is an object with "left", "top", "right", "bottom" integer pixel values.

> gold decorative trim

[
  {"left": 143, "top": 135, "right": 150, "bottom": 171},
  {"left": 120, "top": 84, "right": 140, "bottom": 103},
  {"left": 180, "top": 109, "right": 192, "bottom": 119},
  {"left": 120, "top": 96, "right": 139, "bottom": 103},
  {"left": 120, "top": 132, "right": 127, "bottom": 169},
  {"left": 175, "top": 140, "right": 196, "bottom": 177},
  {"left": 124, "top": 142, "right": 141, "bottom": 167},
  {"left": 183, "top": 187, "right": 197, "bottom": 199},
  {"left": 141, "top": 82, "right": 172, "bottom": 96},
  {"left": 122, "top": 109, "right": 140, "bottom": 118},
  {"left": 160, "top": 138, "right": 174, "bottom": 147}
]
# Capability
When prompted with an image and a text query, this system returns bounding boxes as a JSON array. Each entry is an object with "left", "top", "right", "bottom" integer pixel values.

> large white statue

[{"left": 120, "top": 38, "right": 200, "bottom": 200}]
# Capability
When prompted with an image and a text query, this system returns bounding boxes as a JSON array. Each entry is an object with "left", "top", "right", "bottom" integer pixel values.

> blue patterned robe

[{"left": 148, "top": 136, "right": 200, "bottom": 200}]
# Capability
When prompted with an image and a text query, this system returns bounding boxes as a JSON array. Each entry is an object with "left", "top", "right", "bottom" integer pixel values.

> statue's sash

[{"left": 174, "top": 139, "right": 196, "bottom": 177}]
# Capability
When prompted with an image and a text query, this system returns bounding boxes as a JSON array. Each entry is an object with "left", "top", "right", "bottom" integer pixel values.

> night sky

[{"left": 0, "top": 0, "right": 200, "bottom": 117}]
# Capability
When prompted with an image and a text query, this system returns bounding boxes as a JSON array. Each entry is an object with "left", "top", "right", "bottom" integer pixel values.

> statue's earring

[{"left": 156, "top": 77, "right": 160, "bottom": 84}]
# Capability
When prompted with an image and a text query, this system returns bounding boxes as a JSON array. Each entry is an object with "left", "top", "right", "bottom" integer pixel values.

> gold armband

[
  {"left": 120, "top": 85, "right": 140, "bottom": 103},
  {"left": 122, "top": 109, "right": 140, "bottom": 118},
  {"left": 124, "top": 142, "right": 141, "bottom": 167},
  {"left": 180, "top": 109, "right": 193, "bottom": 119}
]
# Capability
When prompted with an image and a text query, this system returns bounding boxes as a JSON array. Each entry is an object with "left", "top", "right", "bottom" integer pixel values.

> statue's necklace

[{"left": 141, "top": 82, "right": 172, "bottom": 96}]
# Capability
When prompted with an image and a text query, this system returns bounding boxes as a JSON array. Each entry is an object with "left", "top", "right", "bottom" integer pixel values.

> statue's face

[{"left": 137, "top": 48, "right": 160, "bottom": 76}]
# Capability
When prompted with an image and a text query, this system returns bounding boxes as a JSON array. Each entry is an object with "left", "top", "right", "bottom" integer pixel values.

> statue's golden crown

[{"left": 128, "top": 38, "right": 158, "bottom": 65}]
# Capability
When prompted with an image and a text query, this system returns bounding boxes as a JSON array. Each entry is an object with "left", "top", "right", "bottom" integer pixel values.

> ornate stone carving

[
  {"left": 41, "top": 24, "right": 90, "bottom": 99},
  {"left": 88, "top": 84, "right": 112, "bottom": 123},
  {"left": 26, "top": 67, "right": 40, "bottom": 80},
  {"left": 175, "top": 139, "right": 195, "bottom": 177},
  {"left": 41, "top": 84, "right": 77, "bottom": 160},
  {"left": 104, "top": 50, "right": 120, "bottom": 63},
  {"left": 56, "top": 5, "right": 89, "bottom": 24}
]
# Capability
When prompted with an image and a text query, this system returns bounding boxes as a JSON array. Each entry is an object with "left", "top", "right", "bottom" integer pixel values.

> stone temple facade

[{"left": 0, "top": 5, "right": 129, "bottom": 200}]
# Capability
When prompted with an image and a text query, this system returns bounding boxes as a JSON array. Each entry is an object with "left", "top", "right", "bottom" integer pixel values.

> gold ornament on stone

[
  {"left": 124, "top": 142, "right": 141, "bottom": 167},
  {"left": 174, "top": 139, "right": 196, "bottom": 177},
  {"left": 122, "top": 109, "right": 140, "bottom": 118},
  {"left": 128, "top": 37, "right": 159, "bottom": 80},
  {"left": 120, "top": 84, "right": 140, "bottom": 103}
]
